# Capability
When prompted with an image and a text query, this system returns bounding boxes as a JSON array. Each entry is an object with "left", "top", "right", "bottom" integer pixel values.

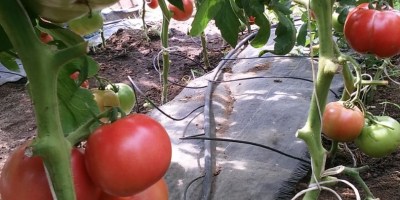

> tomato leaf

[
  {"left": 0, "top": 25, "right": 13, "bottom": 53},
  {"left": 214, "top": 0, "right": 241, "bottom": 47},
  {"left": 229, "top": 0, "right": 247, "bottom": 25},
  {"left": 271, "top": 11, "right": 296, "bottom": 55},
  {"left": 189, "top": 0, "right": 223, "bottom": 36},
  {"left": 57, "top": 58, "right": 100, "bottom": 135},
  {"left": 168, "top": 0, "right": 184, "bottom": 11},
  {"left": 37, "top": 25, "right": 84, "bottom": 47},
  {"left": 296, "top": 23, "right": 307, "bottom": 47},
  {"left": 250, "top": 13, "right": 271, "bottom": 48},
  {"left": 0, "top": 52, "right": 19, "bottom": 72}
]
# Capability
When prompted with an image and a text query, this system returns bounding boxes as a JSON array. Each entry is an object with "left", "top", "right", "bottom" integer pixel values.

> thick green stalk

[
  {"left": 296, "top": 0, "right": 336, "bottom": 199},
  {"left": 0, "top": 0, "right": 86, "bottom": 199},
  {"left": 343, "top": 166, "right": 378, "bottom": 200},
  {"left": 142, "top": 0, "right": 150, "bottom": 41},
  {"left": 200, "top": 32, "right": 211, "bottom": 71},
  {"left": 158, "top": 0, "right": 172, "bottom": 103}
]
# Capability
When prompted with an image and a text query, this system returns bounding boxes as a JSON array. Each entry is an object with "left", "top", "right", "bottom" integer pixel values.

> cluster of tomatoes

[
  {"left": 0, "top": 73, "right": 172, "bottom": 200},
  {"left": 322, "top": 101, "right": 400, "bottom": 158}
]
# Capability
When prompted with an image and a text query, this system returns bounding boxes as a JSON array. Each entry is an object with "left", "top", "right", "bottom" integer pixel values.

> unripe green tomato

[
  {"left": 332, "top": 12, "right": 344, "bottom": 33},
  {"left": 68, "top": 11, "right": 104, "bottom": 36},
  {"left": 355, "top": 116, "right": 400, "bottom": 158},
  {"left": 21, "top": 0, "right": 118, "bottom": 23},
  {"left": 106, "top": 83, "right": 136, "bottom": 114}
]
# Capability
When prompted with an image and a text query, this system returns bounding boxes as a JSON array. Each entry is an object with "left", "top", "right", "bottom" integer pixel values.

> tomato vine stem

[
  {"left": 296, "top": 0, "right": 336, "bottom": 199},
  {"left": 0, "top": 0, "right": 87, "bottom": 199},
  {"left": 157, "top": 0, "right": 172, "bottom": 104}
]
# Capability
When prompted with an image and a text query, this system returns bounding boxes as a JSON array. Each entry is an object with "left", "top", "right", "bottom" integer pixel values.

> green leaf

[
  {"left": 296, "top": 23, "right": 307, "bottom": 47},
  {"left": 337, "top": 8, "right": 349, "bottom": 25},
  {"left": 250, "top": 13, "right": 271, "bottom": 48},
  {"left": 0, "top": 25, "right": 13, "bottom": 53},
  {"left": 229, "top": 0, "right": 247, "bottom": 24},
  {"left": 214, "top": 0, "right": 241, "bottom": 47},
  {"left": 272, "top": 11, "right": 296, "bottom": 55},
  {"left": 0, "top": 52, "right": 19, "bottom": 72},
  {"left": 57, "top": 57, "right": 100, "bottom": 135},
  {"left": 189, "top": 0, "right": 224, "bottom": 36},
  {"left": 269, "top": 1, "right": 292, "bottom": 15},
  {"left": 168, "top": 0, "right": 184, "bottom": 11},
  {"left": 37, "top": 25, "right": 84, "bottom": 47}
]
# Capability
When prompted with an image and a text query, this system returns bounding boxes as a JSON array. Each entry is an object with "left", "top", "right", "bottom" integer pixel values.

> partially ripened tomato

[
  {"left": 322, "top": 101, "right": 364, "bottom": 142},
  {"left": 85, "top": 114, "right": 172, "bottom": 197},
  {"left": 168, "top": 0, "right": 193, "bottom": 21},
  {"left": 146, "top": 0, "right": 159, "bottom": 9},
  {"left": 68, "top": 11, "right": 104, "bottom": 36},
  {"left": 355, "top": 116, "right": 400, "bottom": 158},
  {"left": 40, "top": 32, "right": 53, "bottom": 43},
  {"left": 98, "top": 178, "right": 169, "bottom": 200},
  {"left": 0, "top": 141, "right": 101, "bottom": 200},
  {"left": 344, "top": 3, "right": 400, "bottom": 58},
  {"left": 106, "top": 83, "right": 136, "bottom": 114}
]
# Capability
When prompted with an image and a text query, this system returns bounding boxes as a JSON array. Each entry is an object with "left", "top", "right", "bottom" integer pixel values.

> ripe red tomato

[
  {"left": 146, "top": 0, "right": 159, "bottom": 9},
  {"left": 322, "top": 101, "right": 364, "bottom": 142},
  {"left": 70, "top": 71, "right": 89, "bottom": 88},
  {"left": 168, "top": 0, "right": 193, "bottom": 21},
  {"left": 249, "top": 16, "right": 255, "bottom": 25},
  {"left": 85, "top": 114, "right": 172, "bottom": 197},
  {"left": 0, "top": 141, "right": 101, "bottom": 200},
  {"left": 98, "top": 178, "right": 169, "bottom": 200},
  {"left": 344, "top": 3, "right": 400, "bottom": 58},
  {"left": 40, "top": 32, "right": 53, "bottom": 43}
]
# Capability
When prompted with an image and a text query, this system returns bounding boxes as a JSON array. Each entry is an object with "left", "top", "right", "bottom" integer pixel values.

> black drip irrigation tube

[{"left": 126, "top": 28, "right": 341, "bottom": 200}]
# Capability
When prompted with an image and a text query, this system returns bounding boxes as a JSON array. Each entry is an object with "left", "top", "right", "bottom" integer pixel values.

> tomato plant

[
  {"left": 85, "top": 114, "right": 172, "bottom": 197},
  {"left": 70, "top": 71, "right": 90, "bottom": 88},
  {"left": 98, "top": 178, "right": 169, "bottom": 200},
  {"left": 40, "top": 32, "right": 53, "bottom": 43},
  {"left": 344, "top": 3, "right": 400, "bottom": 58},
  {"left": 0, "top": 141, "right": 101, "bottom": 200},
  {"left": 322, "top": 101, "right": 364, "bottom": 142},
  {"left": 68, "top": 11, "right": 104, "bottom": 36},
  {"left": 106, "top": 83, "right": 136, "bottom": 114},
  {"left": 146, "top": 0, "right": 159, "bottom": 9},
  {"left": 168, "top": 0, "right": 193, "bottom": 21},
  {"left": 355, "top": 116, "right": 400, "bottom": 158}
]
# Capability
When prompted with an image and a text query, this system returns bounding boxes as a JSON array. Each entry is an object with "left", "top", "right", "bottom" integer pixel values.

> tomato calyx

[{"left": 368, "top": 0, "right": 391, "bottom": 10}]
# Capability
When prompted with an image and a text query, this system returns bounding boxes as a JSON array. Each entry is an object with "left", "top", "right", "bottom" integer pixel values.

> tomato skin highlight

[
  {"left": 98, "top": 178, "right": 169, "bottom": 200},
  {"left": 85, "top": 114, "right": 172, "bottom": 197},
  {"left": 355, "top": 116, "right": 400, "bottom": 158},
  {"left": 322, "top": 101, "right": 364, "bottom": 142},
  {"left": 168, "top": 0, "right": 193, "bottom": 21},
  {"left": 344, "top": 3, "right": 400, "bottom": 58},
  {"left": 0, "top": 141, "right": 101, "bottom": 200},
  {"left": 146, "top": 0, "right": 159, "bottom": 9}
]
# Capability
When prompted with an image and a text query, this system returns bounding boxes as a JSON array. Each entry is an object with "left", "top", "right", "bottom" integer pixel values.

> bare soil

[{"left": 1, "top": 19, "right": 400, "bottom": 200}]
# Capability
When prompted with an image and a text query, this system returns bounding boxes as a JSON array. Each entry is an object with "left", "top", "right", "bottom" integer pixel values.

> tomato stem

[
  {"left": 342, "top": 166, "right": 378, "bottom": 200},
  {"left": 0, "top": 0, "right": 80, "bottom": 199},
  {"left": 66, "top": 110, "right": 110, "bottom": 145}
]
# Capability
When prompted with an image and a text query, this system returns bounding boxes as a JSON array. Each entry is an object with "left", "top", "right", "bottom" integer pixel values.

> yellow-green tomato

[
  {"left": 106, "top": 83, "right": 136, "bottom": 114},
  {"left": 68, "top": 11, "right": 104, "bottom": 36},
  {"left": 332, "top": 12, "right": 344, "bottom": 33},
  {"left": 91, "top": 89, "right": 120, "bottom": 112},
  {"left": 355, "top": 116, "right": 400, "bottom": 158}
]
